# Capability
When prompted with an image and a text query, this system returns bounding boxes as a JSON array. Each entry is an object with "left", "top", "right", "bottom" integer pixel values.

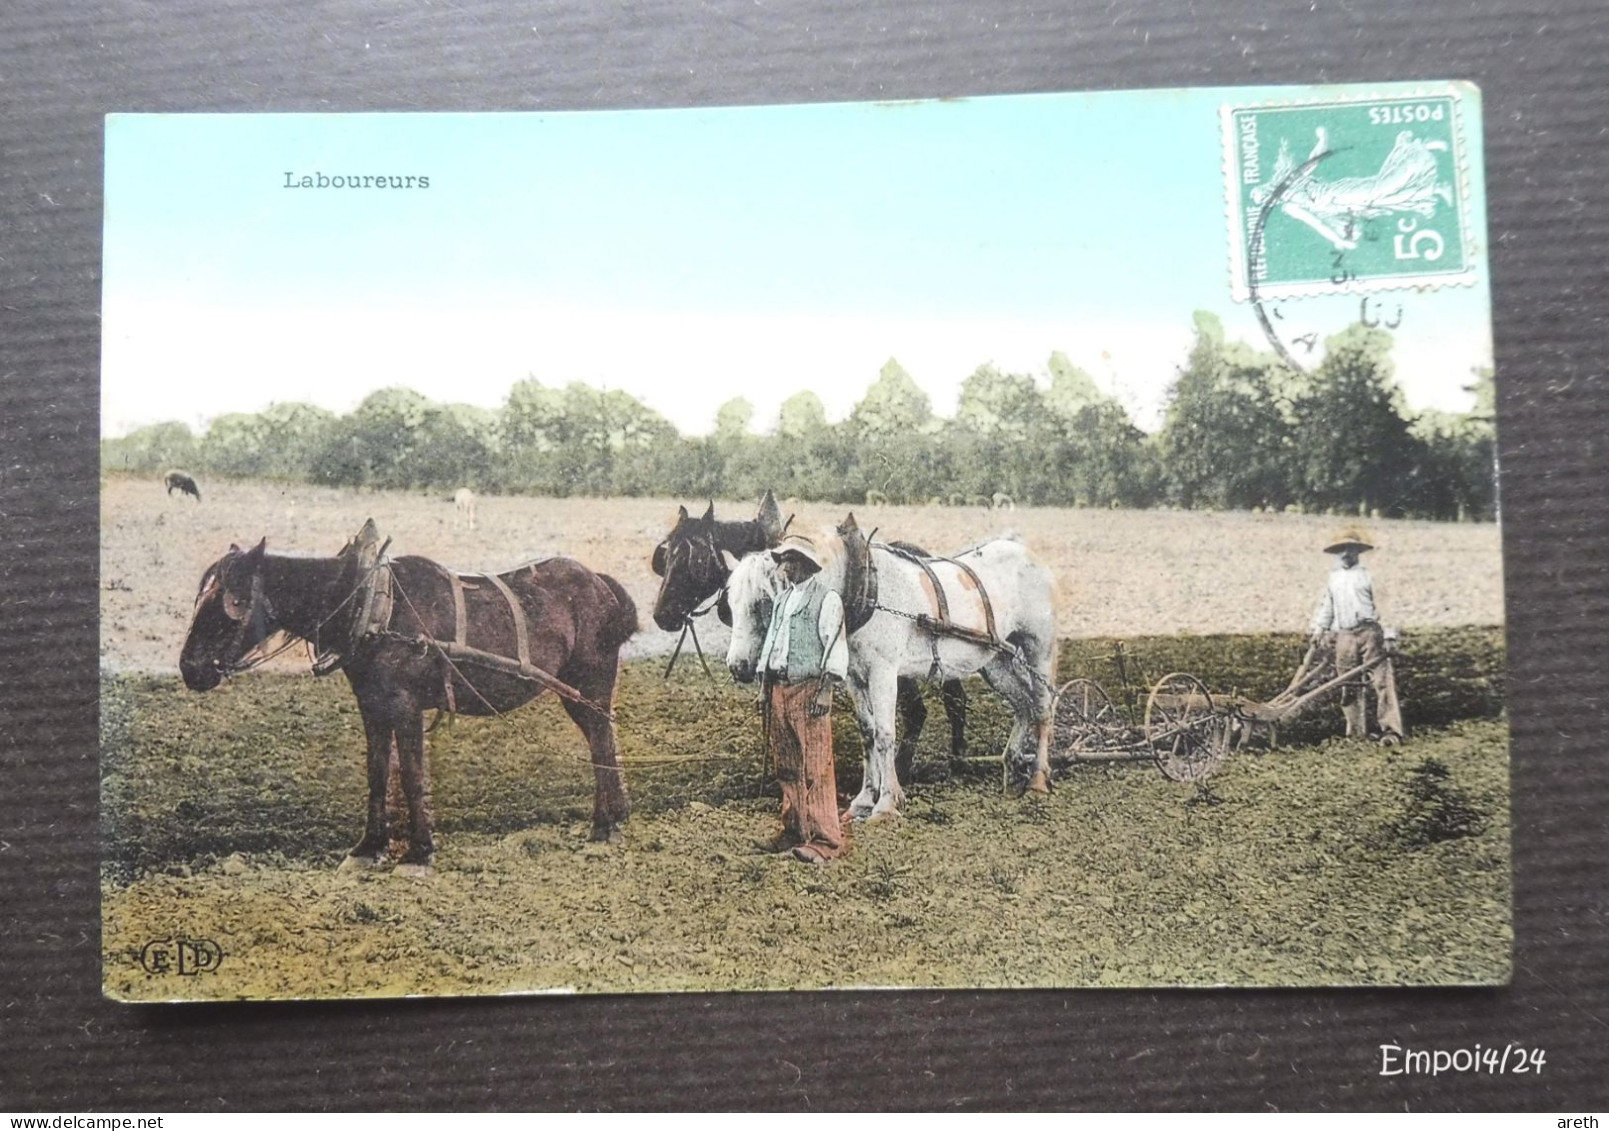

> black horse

[
  {"left": 651, "top": 493, "right": 967, "bottom": 781},
  {"left": 179, "top": 521, "right": 638, "bottom": 872},
  {"left": 164, "top": 469, "right": 201, "bottom": 501}
]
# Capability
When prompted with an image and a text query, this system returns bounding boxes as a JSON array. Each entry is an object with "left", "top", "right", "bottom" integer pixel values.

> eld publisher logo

[{"left": 140, "top": 937, "right": 223, "bottom": 977}]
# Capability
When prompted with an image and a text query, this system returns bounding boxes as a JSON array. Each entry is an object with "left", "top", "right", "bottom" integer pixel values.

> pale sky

[{"left": 102, "top": 86, "right": 1492, "bottom": 438}]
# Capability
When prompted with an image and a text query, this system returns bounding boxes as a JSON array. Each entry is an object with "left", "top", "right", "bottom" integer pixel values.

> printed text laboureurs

[{"left": 283, "top": 171, "right": 430, "bottom": 189}]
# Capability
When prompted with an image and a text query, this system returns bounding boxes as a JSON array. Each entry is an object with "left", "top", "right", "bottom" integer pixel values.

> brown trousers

[
  {"left": 1334, "top": 623, "right": 1404, "bottom": 739},
  {"left": 767, "top": 680, "right": 845, "bottom": 860}
]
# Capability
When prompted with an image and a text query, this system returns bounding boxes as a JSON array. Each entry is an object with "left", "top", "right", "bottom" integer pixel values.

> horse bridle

[
  {"left": 199, "top": 560, "right": 280, "bottom": 676},
  {"left": 196, "top": 543, "right": 392, "bottom": 680},
  {"left": 656, "top": 525, "right": 730, "bottom": 682}
]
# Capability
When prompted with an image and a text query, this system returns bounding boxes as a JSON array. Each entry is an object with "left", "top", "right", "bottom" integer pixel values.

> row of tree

[{"left": 102, "top": 314, "right": 1497, "bottom": 520}]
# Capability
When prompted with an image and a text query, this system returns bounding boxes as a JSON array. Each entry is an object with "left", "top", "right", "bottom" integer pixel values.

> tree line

[{"left": 102, "top": 312, "right": 1496, "bottom": 521}]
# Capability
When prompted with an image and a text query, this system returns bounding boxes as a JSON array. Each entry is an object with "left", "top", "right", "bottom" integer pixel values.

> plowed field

[{"left": 100, "top": 475, "right": 1508, "bottom": 1000}]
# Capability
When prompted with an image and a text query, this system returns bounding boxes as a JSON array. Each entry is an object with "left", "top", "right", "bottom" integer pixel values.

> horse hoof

[
  {"left": 1026, "top": 769, "right": 1052, "bottom": 795},
  {"left": 394, "top": 861, "right": 433, "bottom": 879},
  {"left": 338, "top": 853, "right": 385, "bottom": 874},
  {"left": 591, "top": 824, "right": 625, "bottom": 845}
]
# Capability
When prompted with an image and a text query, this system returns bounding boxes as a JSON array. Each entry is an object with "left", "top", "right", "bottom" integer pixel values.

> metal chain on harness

[{"left": 863, "top": 544, "right": 1059, "bottom": 703}]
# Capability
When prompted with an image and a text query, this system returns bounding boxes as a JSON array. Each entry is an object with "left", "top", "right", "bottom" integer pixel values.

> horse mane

[
  {"left": 726, "top": 550, "right": 783, "bottom": 616},
  {"left": 194, "top": 560, "right": 226, "bottom": 601},
  {"left": 884, "top": 538, "right": 933, "bottom": 558}
]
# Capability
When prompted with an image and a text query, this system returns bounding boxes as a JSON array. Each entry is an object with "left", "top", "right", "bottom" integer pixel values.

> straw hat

[
  {"left": 1322, "top": 526, "right": 1375, "bottom": 554},
  {"left": 771, "top": 534, "right": 825, "bottom": 569}
]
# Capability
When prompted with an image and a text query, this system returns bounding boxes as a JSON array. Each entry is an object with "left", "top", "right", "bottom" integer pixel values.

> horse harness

[
  {"left": 310, "top": 527, "right": 612, "bottom": 720},
  {"left": 859, "top": 541, "right": 1006, "bottom": 681},
  {"left": 309, "top": 535, "right": 394, "bottom": 676},
  {"left": 208, "top": 566, "right": 286, "bottom": 674},
  {"left": 435, "top": 568, "right": 534, "bottom": 711},
  {"left": 658, "top": 522, "right": 727, "bottom": 683},
  {"left": 415, "top": 563, "right": 613, "bottom": 720},
  {"left": 663, "top": 589, "right": 723, "bottom": 682},
  {"left": 658, "top": 512, "right": 804, "bottom": 685}
]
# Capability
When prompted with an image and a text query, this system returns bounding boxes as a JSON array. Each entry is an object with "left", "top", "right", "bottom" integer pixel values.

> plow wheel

[
  {"left": 1144, "top": 672, "right": 1229, "bottom": 783},
  {"left": 1050, "top": 677, "right": 1124, "bottom": 762}
]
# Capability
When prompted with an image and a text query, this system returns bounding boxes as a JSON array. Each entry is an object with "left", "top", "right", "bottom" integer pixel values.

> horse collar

[
  {"left": 313, "top": 553, "right": 394, "bottom": 677},
  {"left": 840, "top": 535, "right": 879, "bottom": 634}
]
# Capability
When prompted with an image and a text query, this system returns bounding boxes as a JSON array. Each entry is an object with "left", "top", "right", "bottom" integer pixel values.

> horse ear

[
  {"left": 228, "top": 543, "right": 241, "bottom": 554},
  {"left": 677, "top": 505, "right": 689, "bottom": 522},
  {"left": 757, "top": 489, "right": 783, "bottom": 542},
  {"left": 702, "top": 500, "right": 715, "bottom": 524},
  {"left": 841, "top": 511, "right": 860, "bottom": 533},
  {"left": 651, "top": 543, "right": 667, "bottom": 577},
  {"left": 246, "top": 537, "right": 267, "bottom": 563},
  {"left": 719, "top": 549, "right": 740, "bottom": 576}
]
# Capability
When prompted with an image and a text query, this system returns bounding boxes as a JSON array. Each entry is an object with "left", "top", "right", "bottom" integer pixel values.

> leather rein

[
  {"left": 199, "top": 546, "right": 389, "bottom": 679},
  {"left": 660, "top": 523, "right": 728, "bottom": 683}
]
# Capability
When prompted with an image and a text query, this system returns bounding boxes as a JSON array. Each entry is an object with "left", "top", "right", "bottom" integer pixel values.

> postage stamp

[
  {"left": 99, "top": 85, "right": 1505, "bottom": 1002},
  {"left": 1223, "top": 86, "right": 1477, "bottom": 301}
]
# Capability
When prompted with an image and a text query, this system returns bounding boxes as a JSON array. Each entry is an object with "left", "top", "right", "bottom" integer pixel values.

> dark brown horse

[
  {"left": 179, "top": 521, "right": 638, "bottom": 872},
  {"left": 651, "top": 493, "right": 784, "bottom": 632},
  {"left": 651, "top": 494, "right": 968, "bottom": 781}
]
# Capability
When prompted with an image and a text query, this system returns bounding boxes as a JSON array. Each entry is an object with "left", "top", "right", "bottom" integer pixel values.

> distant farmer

[
  {"left": 755, "top": 534, "right": 850, "bottom": 865},
  {"left": 1309, "top": 526, "right": 1404, "bottom": 744},
  {"left": 164, "top": 470, "right": 200, "bottom": 501}
]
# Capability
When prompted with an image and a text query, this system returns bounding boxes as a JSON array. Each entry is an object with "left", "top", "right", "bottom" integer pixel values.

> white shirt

[{"left": 1311, "top": 563, "right": 1379, "bottom": 633}]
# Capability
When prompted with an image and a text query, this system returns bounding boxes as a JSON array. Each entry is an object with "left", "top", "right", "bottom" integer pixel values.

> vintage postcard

[{"left": 100, "top": 83, "right": 1506, "bottom": 1001}]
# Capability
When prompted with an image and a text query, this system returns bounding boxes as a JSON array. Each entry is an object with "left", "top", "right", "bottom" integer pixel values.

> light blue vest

[{"left": 759, "top": 579, "right": 832, "bottom": 677}]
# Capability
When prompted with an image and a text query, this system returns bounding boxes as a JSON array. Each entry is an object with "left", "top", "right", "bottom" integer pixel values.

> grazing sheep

[{"left": 164, "top": 470, "right": 201, "bottom": 502}]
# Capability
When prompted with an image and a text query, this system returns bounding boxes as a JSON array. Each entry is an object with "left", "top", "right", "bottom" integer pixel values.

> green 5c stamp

[{"left": 1223, "top": 87, "right": 1476, "bottom": 300}]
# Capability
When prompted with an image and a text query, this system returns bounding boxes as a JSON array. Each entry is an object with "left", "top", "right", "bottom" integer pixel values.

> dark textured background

[{"left": 2, "top": 0, "right": 1605, "bottom": 1112}]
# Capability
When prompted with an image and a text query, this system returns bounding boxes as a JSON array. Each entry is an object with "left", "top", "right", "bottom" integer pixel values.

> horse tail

[{"left": 597, "top": 572, "right": 639, "bottom": 651}]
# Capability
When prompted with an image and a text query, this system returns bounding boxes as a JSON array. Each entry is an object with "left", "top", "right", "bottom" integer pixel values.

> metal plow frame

[{"left": 1049, "top": 673, "right": 1230, "bottom": 783}]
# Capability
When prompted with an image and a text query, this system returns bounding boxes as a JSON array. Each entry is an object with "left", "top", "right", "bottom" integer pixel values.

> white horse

[{"left": 725, "top": 518, "right": 1058, "bottom": 818}]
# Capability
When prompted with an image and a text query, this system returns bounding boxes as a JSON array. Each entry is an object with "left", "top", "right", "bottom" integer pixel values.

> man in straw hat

[
  {"left": 754, "top": 534, "right": 851, "bottom": 864},
  {"left": 1309, "top": 526, "right": 1404, "bottom": 744}
]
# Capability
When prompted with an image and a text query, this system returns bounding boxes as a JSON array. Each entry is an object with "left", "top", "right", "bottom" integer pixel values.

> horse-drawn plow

[{"left": 1050, "top": 634, "right": 1402, "bottom": 783}]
